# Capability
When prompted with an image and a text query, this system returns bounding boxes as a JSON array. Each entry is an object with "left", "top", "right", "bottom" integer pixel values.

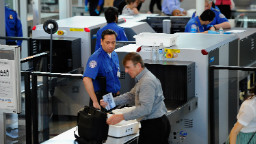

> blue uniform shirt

[
  {"left": 95, "top": 23, "right": 128, "bottom": 51},
  {"left": 162, "top": 0, "right": 184, "bottom": 15},
  {"left": 5, "top": 6, "right": 23, "bottom": 46},
  {"left": 185, "top": 16, "right": 204, "bottom": 33},
  {"left": 83, "top": 47, "right": 121, "bottom": 93},
  {"left": 192, "top": 7, "right": 228, "bottom": 30}
]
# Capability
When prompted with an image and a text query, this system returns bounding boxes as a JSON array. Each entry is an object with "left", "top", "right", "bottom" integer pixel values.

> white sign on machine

[
  {"left": 0, "top": 45, "right": 21, "bottom": 144},
  {"left": 0, "top": 46, "right": 21, "bottom": 113}
]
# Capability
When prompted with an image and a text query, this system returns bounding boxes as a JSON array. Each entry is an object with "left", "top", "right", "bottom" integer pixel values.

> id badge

[{"left": 117, "top": 71, "right": 120, "bottom": 77}]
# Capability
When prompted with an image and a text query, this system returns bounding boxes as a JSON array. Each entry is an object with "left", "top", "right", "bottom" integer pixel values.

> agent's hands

[
  {"left": 107, "top": 114, "right": 124, "bottom": 125},
  {"left": 100, "top": 99, "right": 108, "bottom": 108},
  {"left": 94, "top": 5, "right": 101, "bottom": 15},
  {"left": 209, "top": 26, "right": 216, "bottom": 31},
  {"left": 93, "top": 102, "right": 101, "bottom": 110},
  {"left": 85, "top": 5, "right": 88, "bottom": 12}
]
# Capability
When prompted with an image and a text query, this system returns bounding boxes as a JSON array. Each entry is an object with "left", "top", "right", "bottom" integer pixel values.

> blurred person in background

[
  {"left": 85, "top": 0, "right": 104, "bottom": 16},
  {"left": 137, "top": 0, "right": 145, "bottom": 11},
  {"left": 5, "top": 6, "right": 23, "bottom": 46},
  {"left": 149, "top": 0, "right": 162, "bottom": 13},
  {"left": 214, "top": 0, "right": 235, "bottom": 19},
  {"left": 228, "top": 86, "right": 256, "bottom": 144},
  {"left": 95, "top": 7, "right": 128, "bottom": 51},
  {"left": 192, "top": 0, "right": 231, "bottom": 30},
  {"left": 162, "top": 0, "right": 187, "bottom": 16},
  {"left": 122, "top": 0, "right": 140, "bottom": 15}
]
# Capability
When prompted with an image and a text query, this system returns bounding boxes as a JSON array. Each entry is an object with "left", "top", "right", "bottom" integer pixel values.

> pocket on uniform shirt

[{"left": 104, "top": 66, "right": 113, "bottom": 75}]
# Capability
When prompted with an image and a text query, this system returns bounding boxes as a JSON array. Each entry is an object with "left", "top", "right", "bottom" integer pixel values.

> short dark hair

[
  {"left": 126, "top": 0, "right": 137, "bottom": 4},
  {"left": 123, "top": 52, "right": 145, "bottom": 68},
  {"left": 101, "top": 29, "right": 117, "bottom": 40},
  {"left": 200, "top": 9, "right": 215, "bottom": 21},
  {"left": 104, "top": 7, "right": 119, "bottom": 23}
]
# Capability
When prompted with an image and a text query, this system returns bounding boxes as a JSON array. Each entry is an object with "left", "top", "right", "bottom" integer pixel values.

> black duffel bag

[{"left": 74, "top": 106, "right": 109, "bottom": 144}]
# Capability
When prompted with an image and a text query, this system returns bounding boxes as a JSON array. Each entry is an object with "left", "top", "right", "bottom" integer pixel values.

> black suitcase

[{"left": 74, "top": 106, "right": 109, "bottom": 144}]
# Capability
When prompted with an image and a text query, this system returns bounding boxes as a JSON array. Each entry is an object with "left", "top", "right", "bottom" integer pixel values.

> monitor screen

[
  {"left": 170, "top": 16, "right": 191, "bottom": 33},
  {"left": 146, "top": 16, "right": 191, "bottom": 34},
  {"left": 146, "top": 16, "right": 171, "bottom": 33}
]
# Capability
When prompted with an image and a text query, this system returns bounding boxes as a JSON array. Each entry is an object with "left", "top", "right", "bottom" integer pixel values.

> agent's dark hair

[
  {"left": 101, "top": 29, "right": 117, "bottom": 40},
  {"left": 200, "top": 9, "right": 215, "bottom": 22},
  {"left": 123, "top": 52, "right": 145, "bottom": 68},
  {"left": 104, "top": 7, "right": 119, "bottom": 23},
  {"left": 126, "top": 0, "right": 137, "bottom": 4}
]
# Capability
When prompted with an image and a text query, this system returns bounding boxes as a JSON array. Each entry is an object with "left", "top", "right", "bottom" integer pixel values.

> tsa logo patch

[
  {"left": 9, "top": 15, "right": 13, "bottom": 19},
  {"left": 89, "top": 60, "right": 97, "bottom": 68},
  {"left": 219, "top": 14, "right": 225, "bottom": 18}
]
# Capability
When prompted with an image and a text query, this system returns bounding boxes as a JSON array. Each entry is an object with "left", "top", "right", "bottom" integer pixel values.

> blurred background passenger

[
  {"left": 137, "top": 0, "right": 145, "bottom": 11},
  {"left": 122, "top": 0, "right": 140, "bottom": 15},
  {"left": 5, "top": 6, "right": 23, "bottom": 46},
  {"left": 229, "top": 86, "right": 256, "bottom": 144},
  {"left": 113, "top": 0, "right": 127, "bottom": 14},
  {"left": 162, "top": 0, "right": 187, "bottom": 16},
  {"left": 214, "top": 0, "right": 235, "bottom": 19},
  {"left": 85, "top": 0, "right": 104, "bottom": 16},
  {"left": 149, "top": 0, "right": 162, "bottom": 13}
]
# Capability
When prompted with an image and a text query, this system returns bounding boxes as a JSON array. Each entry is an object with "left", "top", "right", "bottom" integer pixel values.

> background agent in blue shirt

[
  {"left": 95, "top": 7, "right": 128, "bottom": 52},
  {"left": 83, "top": 29, "right": 121, "bottom": 109},
  {"left": 185, "top": 9, "right": 215, "bottom": 33},
  {"left": 5, "top": 6, "right": 23, "bottom": 46},
  {"left": 192, "top": 0, "right": 231, "bottom": 30}
]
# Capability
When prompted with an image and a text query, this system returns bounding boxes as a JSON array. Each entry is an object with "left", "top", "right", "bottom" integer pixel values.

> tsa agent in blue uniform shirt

[
  {"left": 5, "top": 6, "right": 23, "bottom": 46},
  {"left": 185, "top": 9, "right": 215, "bottom": 33},
  {"left": 185, "top": 16, "right": 204, "bottom": 33},
  {"left": 95, "top": 7, "right": 128, "bottom": 52},
  {"left": 192, "top": 0, "right": 230, "bottom": 30},
  {"left": 83, "top": 29, "right": 121, "bottom": 109}
]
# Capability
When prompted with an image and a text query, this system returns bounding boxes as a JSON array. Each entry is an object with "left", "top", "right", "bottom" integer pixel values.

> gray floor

[
  {"left": 5, "top": 114, "right": 77, "bottom": 144},
  {"left": 5, "top": 75, "right": 77, "bottom": 144}
]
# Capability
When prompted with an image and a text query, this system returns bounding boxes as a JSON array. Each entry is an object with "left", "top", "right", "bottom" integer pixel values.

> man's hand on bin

[{"left": 107, "top": 114, "right": 124, "bottom": 125}]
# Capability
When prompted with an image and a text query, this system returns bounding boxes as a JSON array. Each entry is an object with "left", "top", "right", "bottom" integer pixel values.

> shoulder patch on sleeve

[
  {"left": 213, "top": 8, "right": 219, "bottom": 12},
  {"left": 89, "top": 60, "right": 97, "bottom": 68},
  {"left": 219, "top": 13, "right": 226, "bottom": 18}
]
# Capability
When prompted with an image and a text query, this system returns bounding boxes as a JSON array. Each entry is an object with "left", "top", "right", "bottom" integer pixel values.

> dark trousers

[
  {"left": 114, "top": 0, "right": 126, "bottom": 14},
  {"left": 6, "top": 41, "right": 17, "bottom": 45},
  {"left": 149, "top": 0, "right": 161, "bottom": 13},
  {"left": 88, "top": 0, "right": 104, "bottom": 16},
  {"left": 217, "top": 5, "right": 231, "bottom": 19},
  {"left": 137, "top": 2, "right": 142, "bottom": 11},
  {"left": 139, "top": 115, "right": 171, "bottom": 144}
]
